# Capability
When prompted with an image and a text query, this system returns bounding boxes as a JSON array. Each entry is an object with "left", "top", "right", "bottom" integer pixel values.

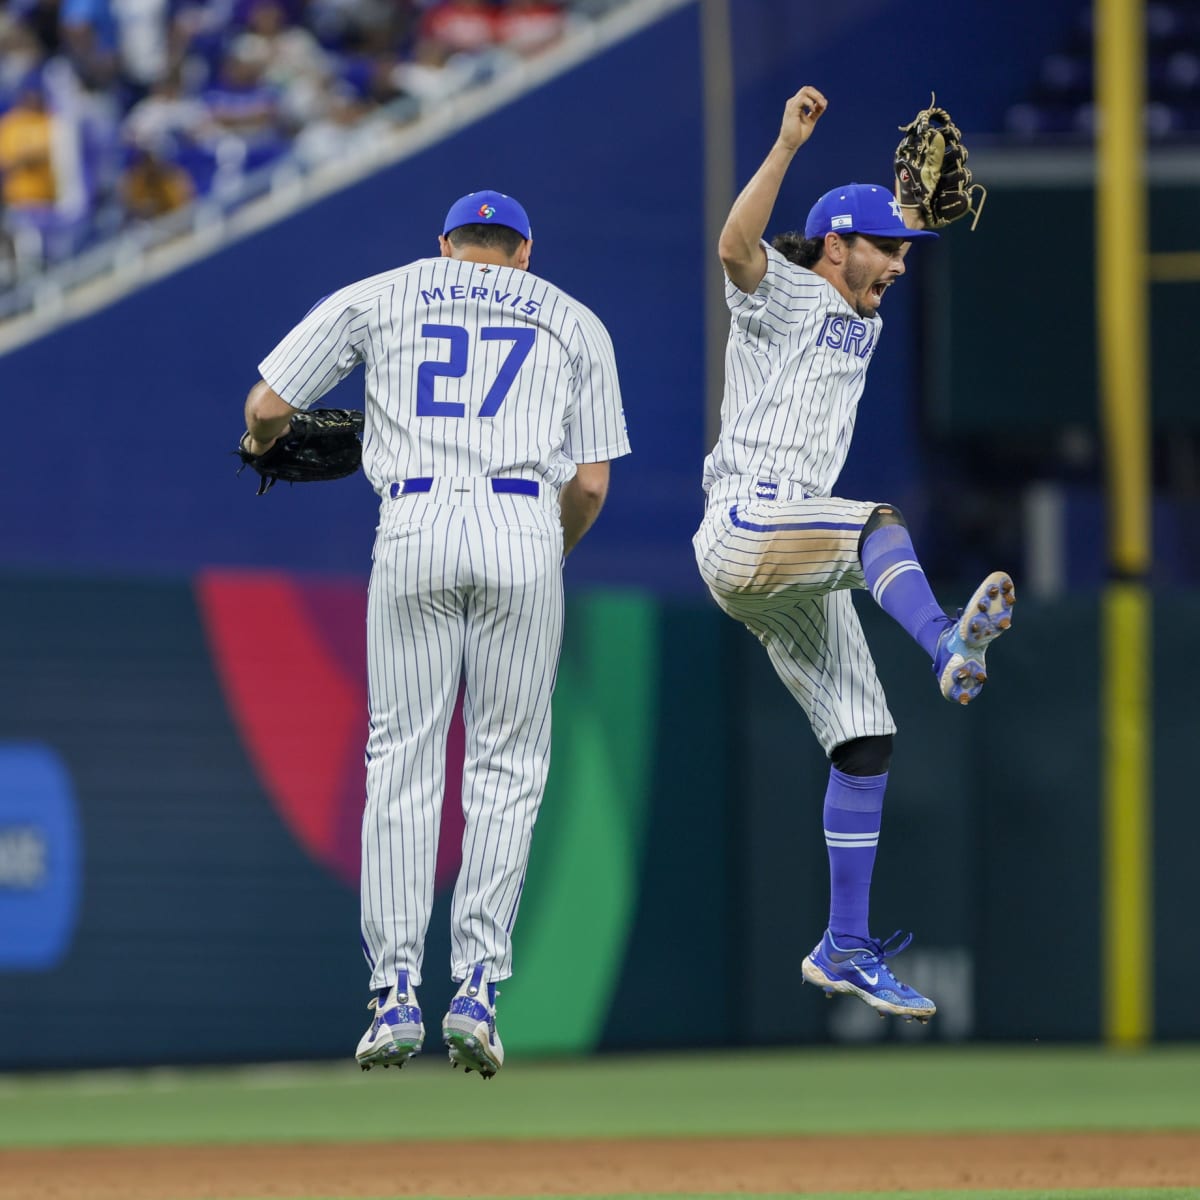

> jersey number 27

[{"left": 417, "top": 323, "right": 536, "bottom": 418}]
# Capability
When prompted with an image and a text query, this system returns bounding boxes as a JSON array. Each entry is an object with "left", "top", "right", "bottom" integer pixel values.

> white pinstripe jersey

[
  {"left": 702, "top": 240, "right": 881, "bottom": 499},
  {"left": 259, "top": 257, "right": 630, "bottom": 495}
]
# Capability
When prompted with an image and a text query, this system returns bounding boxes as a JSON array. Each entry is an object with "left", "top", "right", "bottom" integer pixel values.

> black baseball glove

[
  {"left": 236, "top": 408, "right": 365, "bottom": 495},
  {"left": 894, "top": 96, "right": 986, "bottom": 230}
]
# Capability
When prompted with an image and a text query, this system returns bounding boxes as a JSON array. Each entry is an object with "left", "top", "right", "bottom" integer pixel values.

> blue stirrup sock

[
  {"left": 824, "top": 766, "right": 887, "bottom": 941},
  {"left": 860, "top": 524, "right": 950, "bottom": 657}
]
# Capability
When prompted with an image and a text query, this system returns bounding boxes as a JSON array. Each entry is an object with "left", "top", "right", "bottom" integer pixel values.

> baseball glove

[
  {"left": 894, "top": 96, "right": 986, "bottom": 230},
  {"left": 236, "top": 408, "right": 365, "bottom": 495}
]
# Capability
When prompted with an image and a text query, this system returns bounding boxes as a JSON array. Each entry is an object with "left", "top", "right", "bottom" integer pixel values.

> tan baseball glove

[{"left": 894, "top": 96, "right": 987, "bottom": 230}]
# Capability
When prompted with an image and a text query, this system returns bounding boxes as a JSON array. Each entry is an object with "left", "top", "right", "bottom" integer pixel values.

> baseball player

[
  {"left": 693, "top": 86, "right": 1013, "bottom": 1022},
  {"left": 243, "top": 189, "right": 629, "bottom": 1077}
]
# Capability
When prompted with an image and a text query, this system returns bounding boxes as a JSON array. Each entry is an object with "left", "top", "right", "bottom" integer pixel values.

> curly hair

[{"left": 772, "top": 230, "right": 858, "bottom": 268}]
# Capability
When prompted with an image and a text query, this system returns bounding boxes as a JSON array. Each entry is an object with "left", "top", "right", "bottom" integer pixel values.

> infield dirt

[{"left": 0, "top": 1131, "right": 1197, "bottom": 1198}]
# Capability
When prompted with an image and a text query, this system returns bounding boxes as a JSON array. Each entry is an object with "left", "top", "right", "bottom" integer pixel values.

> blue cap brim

[{"left": 855, "top": 225, "right": 939, "bottom": 241}]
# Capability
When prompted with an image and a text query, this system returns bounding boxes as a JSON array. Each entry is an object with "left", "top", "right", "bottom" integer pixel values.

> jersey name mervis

[{"left": 419, "top": 284, "right": 543, "bottom": 315}]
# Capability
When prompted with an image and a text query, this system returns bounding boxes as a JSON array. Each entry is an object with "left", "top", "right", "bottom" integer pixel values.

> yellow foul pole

[{"left": 1095, "top": 0, "right": 1152, "bottom": 1045}]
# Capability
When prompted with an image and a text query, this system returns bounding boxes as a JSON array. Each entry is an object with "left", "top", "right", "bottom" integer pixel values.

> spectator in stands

[
  {"left": 0, "top": 14, "right": 50, "bottom": 104},
  {"left": 237, "top": 0, "right": 335, "bottom": 128},
  {"left": 169, "top": 0, "right": 238, "bottom": 85},
  {"left": 291, "top": 78, "right": 371, "bottom": 166},
  {"left": 306, "top": 0, "right": 418, "bottom": 57},
  {"left": 414, "top": 0, "right": 495, "bottom": 68},
  {"left": 202, "top": 37, "right": 284, "bottom": 147},
  {"left": 59, "top": 0, "right": 122, "bottom": 92},
  {"left": 119, "top": 140, "right": 194, "bottom": 220},
  {"left": 0, "top": 78, "right": 58, "bottom": 211},
  {"left": 6, "top": 0, "right": 63, "bottom": 60},
  {"left": 123, "top": 71, "right": 218, "bottom": 153},
  {"left": 393, "top": 0, "right": 497, "bottom": 102},
  {"left": 494, "top": 0, "right": 568, "bottom": 58}
]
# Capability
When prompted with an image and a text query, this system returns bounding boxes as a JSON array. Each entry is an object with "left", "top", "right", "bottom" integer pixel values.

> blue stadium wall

[{"left": 4, "top": 1, "right": 1184, "bottom": 1069}]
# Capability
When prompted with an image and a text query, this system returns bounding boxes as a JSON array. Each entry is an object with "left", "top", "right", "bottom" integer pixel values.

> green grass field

[
  {"left": 1, "top": 1044, "right": 1197, "bottom": 1147},
  {"left": 1, "top": 1045, "right": 1197, "bottom": 1199}
]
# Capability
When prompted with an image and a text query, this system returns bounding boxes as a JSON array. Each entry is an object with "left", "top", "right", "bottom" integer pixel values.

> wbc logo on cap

[{"left": 478, "top": 204, "right": 496, "bottom": 219}]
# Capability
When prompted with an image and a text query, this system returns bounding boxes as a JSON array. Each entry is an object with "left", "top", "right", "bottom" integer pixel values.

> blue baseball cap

[
  {"left": 804, "top": 183, "right": 938, "bottom": 241},
  {"left": 442, "top": 190, "right": 532, "bottom": 240}
]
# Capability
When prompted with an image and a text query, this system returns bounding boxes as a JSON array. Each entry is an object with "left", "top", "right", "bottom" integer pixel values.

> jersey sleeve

[
  {"left": 257, "top": 285, "right": 371, "bottom": 410},
  {"left": 724, "top": 240, "right": 824, "bottom": 354},
  {"left": 561, "top": 305, "right": 630, "bottom": 464}
]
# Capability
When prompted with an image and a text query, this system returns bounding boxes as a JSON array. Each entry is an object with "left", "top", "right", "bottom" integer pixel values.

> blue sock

[
  {"left": 824, "top": 766, "right": 886, "bottom": 941},
  {"left": 860, "top": 524, "right": 950, "bottom": 657}
]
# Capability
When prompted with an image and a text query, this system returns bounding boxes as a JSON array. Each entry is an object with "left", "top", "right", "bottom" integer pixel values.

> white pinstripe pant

[
  {"left": 361, "top": 478, "right": 564, "bottom": 989},
  {"left": 693, "top": 482, "right": 897, "bottom": 754}
]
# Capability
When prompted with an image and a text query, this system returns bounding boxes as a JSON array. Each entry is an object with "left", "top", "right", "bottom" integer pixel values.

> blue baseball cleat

[
  {"left": 443, "top": 962, "right": 504, "bottom": 1079},
  {"left": 802, "top": 929, "right": 936, "bottom": 1022},
  {"left": 933, "top": 570, "right": 1015, "bottom": 705},
  {"left": 355, "top": 970, "right": 424, "bottom": 1070}
]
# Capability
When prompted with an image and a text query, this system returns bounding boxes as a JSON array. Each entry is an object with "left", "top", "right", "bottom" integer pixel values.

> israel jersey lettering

[
  {"left": 702, "top": 241, "right": 880, "bottom": 499},
  {"left": 258, "top": 256, "right": 629, "bottom": 496}
]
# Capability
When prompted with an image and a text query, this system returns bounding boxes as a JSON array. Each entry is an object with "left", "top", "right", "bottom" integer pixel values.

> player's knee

[
  {"left": 830, "top": 734, "right": 894, "bottom": 776},
  {"left": 858, "top": 504, "right": 908, "bottom": 556}
]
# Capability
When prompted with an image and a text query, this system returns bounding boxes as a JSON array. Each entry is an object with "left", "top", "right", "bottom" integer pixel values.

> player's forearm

[
  {"left": 719, "top": 140, "right": 797, "bottom": 262},
  {"left": 560, "top": 462, "right": 610, "bottom": 556},
  {"left": 244, "top": 380, "right": 297, "bottom": 452},
  {"left": 718, "top": 140, "right": 798, "bottom": 293}
]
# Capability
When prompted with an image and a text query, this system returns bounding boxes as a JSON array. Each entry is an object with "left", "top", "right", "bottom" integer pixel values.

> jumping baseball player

[
  {"left": 243, "top": 189, "right": 629, "bottom": 1077},
  {"left": 693, "top": 86, "right": 1013, "bottom": 1022}
]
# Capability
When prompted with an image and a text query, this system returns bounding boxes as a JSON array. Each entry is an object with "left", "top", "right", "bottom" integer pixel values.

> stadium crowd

[{"left": 0, "top": 0, "right": 596, "bottom": 282}]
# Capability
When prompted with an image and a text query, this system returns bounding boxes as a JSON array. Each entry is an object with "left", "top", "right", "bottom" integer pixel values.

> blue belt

[{"left": 389, "top": 477, "right": 540, "bottom": 499}]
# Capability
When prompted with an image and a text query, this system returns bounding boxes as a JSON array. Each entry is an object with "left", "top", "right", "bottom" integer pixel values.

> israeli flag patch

[
  {"left": 832, "top": 214, "right": 854, "bottom": 229},
  {"left": 754, "top": 480, "right": 779, "bottom": 500}
]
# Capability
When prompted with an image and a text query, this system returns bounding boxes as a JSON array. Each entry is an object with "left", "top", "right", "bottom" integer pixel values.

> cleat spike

[{"left": 958, "top": 693, "right": 970, "bottom": 705}]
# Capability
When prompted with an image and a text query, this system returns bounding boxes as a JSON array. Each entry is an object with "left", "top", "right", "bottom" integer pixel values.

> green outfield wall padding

[{"left": 502, "top": 592, "right": 659, "bottom": 1054}]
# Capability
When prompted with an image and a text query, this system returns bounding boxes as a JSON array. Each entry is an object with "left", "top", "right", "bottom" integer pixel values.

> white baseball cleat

[
  {"left": 356, "top": 971, "right": 424, "bottom": 1070},
  {"left": 933, "top": 570, "right": 1015, "bottom": 705},
  {"left": 443, "top": 962, "right": 504, "bottom": 1079}
]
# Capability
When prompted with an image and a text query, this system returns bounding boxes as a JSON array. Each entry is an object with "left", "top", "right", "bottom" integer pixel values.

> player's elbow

[
  {"left": 718, "top": 237, "right": 766, "bottom": 294},
  {"left": 717, "top": 231, "right": 746, "bottom": 273},
  {"left": 245, "top": 383, "right": 301, "bottom": 442},
  {"left": 571, "top": 461, "right": 610, "bottom": 508},
  {"left": 246, "top": 380, "right": 294, "bottom": 423}
]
